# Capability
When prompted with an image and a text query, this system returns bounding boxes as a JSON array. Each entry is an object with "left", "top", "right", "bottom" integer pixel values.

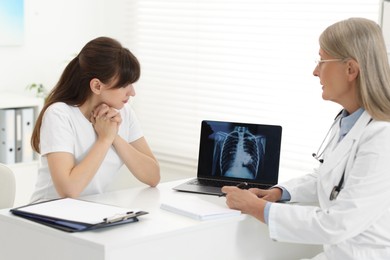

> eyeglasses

[{"left": 314, "top": 59, "right": 343, "bottom": 67}]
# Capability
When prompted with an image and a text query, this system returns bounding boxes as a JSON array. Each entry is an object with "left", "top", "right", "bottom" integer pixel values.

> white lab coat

[{"left": 268, "top": 111, "right": 390, "bottom": 260}]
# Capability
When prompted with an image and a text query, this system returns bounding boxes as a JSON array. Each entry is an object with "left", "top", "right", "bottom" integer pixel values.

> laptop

[{"left": 173, "top": 120, "right": 282, "bottom": 196}]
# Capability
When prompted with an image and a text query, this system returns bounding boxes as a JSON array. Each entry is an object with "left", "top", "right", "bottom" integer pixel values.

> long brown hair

[{"left": 31, "top": 37, "right": 140, "bottom": 153}]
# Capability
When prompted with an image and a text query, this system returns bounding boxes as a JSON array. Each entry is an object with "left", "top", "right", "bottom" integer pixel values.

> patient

[{"left": 30, "top": 37, "right": 160, "bottom": 203}]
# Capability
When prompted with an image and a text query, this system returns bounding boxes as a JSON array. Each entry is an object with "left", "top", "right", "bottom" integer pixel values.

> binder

[
  {"left": 0, "top": 109, "right": 16, "bottom": 164},
  {"left": 15, "top": 108, "right": 35, "bottom": 163},
  {"left": 15, "top": 109, "right": 23, "bottom": 163},
  {"left": 10, "top": 198, "right": 148, "bottom": 232},
  {"left": 20, "top": 107, "right": 34, "bottom": 162}
]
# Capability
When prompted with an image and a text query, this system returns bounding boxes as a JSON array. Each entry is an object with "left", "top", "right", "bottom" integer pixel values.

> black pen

[
  {"left": 236, "top": 182, "right": 248, "bottom": 189},
  {"left": 219, "top": 182, "right": 248, "bottom": 197}
]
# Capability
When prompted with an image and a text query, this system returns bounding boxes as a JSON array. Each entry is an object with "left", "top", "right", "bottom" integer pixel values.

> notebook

[
  {"left": 173, "top": 120, "right": 282, "bottom": 196},
  {"left": 161, "top": 196, "right": 241, "bottom": 221}
]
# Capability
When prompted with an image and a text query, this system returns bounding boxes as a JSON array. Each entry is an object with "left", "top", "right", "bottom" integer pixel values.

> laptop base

[{"left": 173, "top": 178, "right": 273, "bottom": 196}]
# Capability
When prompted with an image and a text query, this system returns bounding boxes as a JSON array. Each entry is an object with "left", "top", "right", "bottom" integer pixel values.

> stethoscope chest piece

[
  {"left": 329, "top": 170, "right": 345, "bottom": 201},
  {"left": 329, "top": 186, "right": 340, "bottom": 201}
]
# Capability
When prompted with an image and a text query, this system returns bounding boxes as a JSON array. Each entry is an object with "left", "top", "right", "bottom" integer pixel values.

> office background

[{"left": 0, "top": 0, "right": 384, "bottom": 191}]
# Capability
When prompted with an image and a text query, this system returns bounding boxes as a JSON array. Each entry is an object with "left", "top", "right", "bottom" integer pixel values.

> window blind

[{"left": 123, "top": 0, "right": 380, "bottom": 179}]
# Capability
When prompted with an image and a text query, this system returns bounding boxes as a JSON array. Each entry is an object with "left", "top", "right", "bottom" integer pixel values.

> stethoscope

[{"left": 312, "top": 111, "right": 344, "bottom": 201}]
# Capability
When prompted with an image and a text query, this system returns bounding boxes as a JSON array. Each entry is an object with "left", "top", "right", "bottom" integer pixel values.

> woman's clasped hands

[{"left": 90, "top": 103, "right": 122, "bottom": 143}]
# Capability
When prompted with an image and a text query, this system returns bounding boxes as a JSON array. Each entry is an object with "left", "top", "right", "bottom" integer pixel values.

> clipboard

[{"left": 10, "top": 198, "right": 148, "bottom": 232}]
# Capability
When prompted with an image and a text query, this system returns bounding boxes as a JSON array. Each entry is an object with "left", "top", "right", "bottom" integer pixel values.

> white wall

[
  {"left": 381, "top": 0, "right": 390, "bottom": 57},
  {"left": 0, "top": 0, "right": 129, "bottom": 95}
]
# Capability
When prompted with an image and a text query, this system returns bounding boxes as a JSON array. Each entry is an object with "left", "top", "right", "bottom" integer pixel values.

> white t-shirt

[{"left": 30, "top": 102, "right": 143, "bottom": 203}]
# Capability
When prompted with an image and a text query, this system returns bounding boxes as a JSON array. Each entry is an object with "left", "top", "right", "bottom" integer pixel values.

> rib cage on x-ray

[{"left": 212, "top": 126, "right": 265, "bottom": 179}]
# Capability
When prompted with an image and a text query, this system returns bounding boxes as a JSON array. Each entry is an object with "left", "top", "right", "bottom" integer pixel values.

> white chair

[{"left": 0, "top": 163, "right": 16, "bottom": 209}]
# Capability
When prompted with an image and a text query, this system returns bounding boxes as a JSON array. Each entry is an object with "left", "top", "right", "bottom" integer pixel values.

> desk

[{"left": 0, "top": 180, "right": 322, "bottom": 260}]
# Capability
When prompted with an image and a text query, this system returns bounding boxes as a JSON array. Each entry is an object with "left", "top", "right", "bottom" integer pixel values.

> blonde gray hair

[{"left": 319, "top": 17, "right": 390, "bottom": 121}]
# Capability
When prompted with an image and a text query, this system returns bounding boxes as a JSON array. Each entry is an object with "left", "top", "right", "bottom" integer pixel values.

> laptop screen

[{"left": 197, "top": 120, "right": 282, "bottom": 186}]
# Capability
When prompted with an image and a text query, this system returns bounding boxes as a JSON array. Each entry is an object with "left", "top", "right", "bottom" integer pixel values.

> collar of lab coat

[{"left": 319, "top": 110, "right": 372, "bottom": 174}]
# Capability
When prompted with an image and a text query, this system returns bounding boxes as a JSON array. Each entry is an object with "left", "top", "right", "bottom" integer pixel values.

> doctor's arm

[
  {"left": 222, "top": 186, "right": 289, "bottom": 223},
  {"left": 221, "top": 186, "right": 269, "bottom": 223},
  {"left": 222, "top": 171, "right": 321, "bottom": 223},
  {"left": 268, "top": 122, "right": 390, "bottom": 244}
]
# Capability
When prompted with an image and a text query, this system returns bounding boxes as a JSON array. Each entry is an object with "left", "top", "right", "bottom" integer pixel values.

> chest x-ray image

[{"left": 212, "top": 126, "right": 266, "bottom": 180}]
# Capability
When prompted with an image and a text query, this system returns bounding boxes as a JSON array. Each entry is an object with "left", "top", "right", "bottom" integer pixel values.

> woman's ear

[
  {"left": 347, "top": 59, "right": 359, "bottom": 82},
  {"left": 90, "top": 78, "right": 102, "bottom": 94}
]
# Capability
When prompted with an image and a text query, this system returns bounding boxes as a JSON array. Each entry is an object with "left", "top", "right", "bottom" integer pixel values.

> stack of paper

[{"left": 161, "top": 196, "right": 241, "bottom": 221}]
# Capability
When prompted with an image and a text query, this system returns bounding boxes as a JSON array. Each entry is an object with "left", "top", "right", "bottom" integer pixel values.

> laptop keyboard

[
  {"left": 188, "top": 179, "right": 231, "bottom": 188},
  {"left": 188, "top": 178, "right": 269, "bottom": 189}
]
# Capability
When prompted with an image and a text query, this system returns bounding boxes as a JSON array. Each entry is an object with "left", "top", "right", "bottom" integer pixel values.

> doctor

[{"left": 222, "top": 17, "right": 390, "bottom": 260}]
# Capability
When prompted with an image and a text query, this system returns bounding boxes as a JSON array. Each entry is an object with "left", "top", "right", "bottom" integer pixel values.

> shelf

[
  {"left": 0, "top": 92, "right": 43, "bottom": 110},
  {"left": 0, "top": 92, "right": 43, "bottom": 165}
]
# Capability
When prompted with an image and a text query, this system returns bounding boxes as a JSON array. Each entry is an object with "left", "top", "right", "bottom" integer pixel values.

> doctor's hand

[
  {"left": 248, "top": 187, "right": 282, "bottom": 202},
  {"left": 221, "top": 186, "right": 267, "bottom": 222}
]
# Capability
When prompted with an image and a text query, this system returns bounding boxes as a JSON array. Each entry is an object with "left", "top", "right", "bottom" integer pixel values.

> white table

[{"left": 0, "top": 180, "right": 322, "bottom": 260}]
